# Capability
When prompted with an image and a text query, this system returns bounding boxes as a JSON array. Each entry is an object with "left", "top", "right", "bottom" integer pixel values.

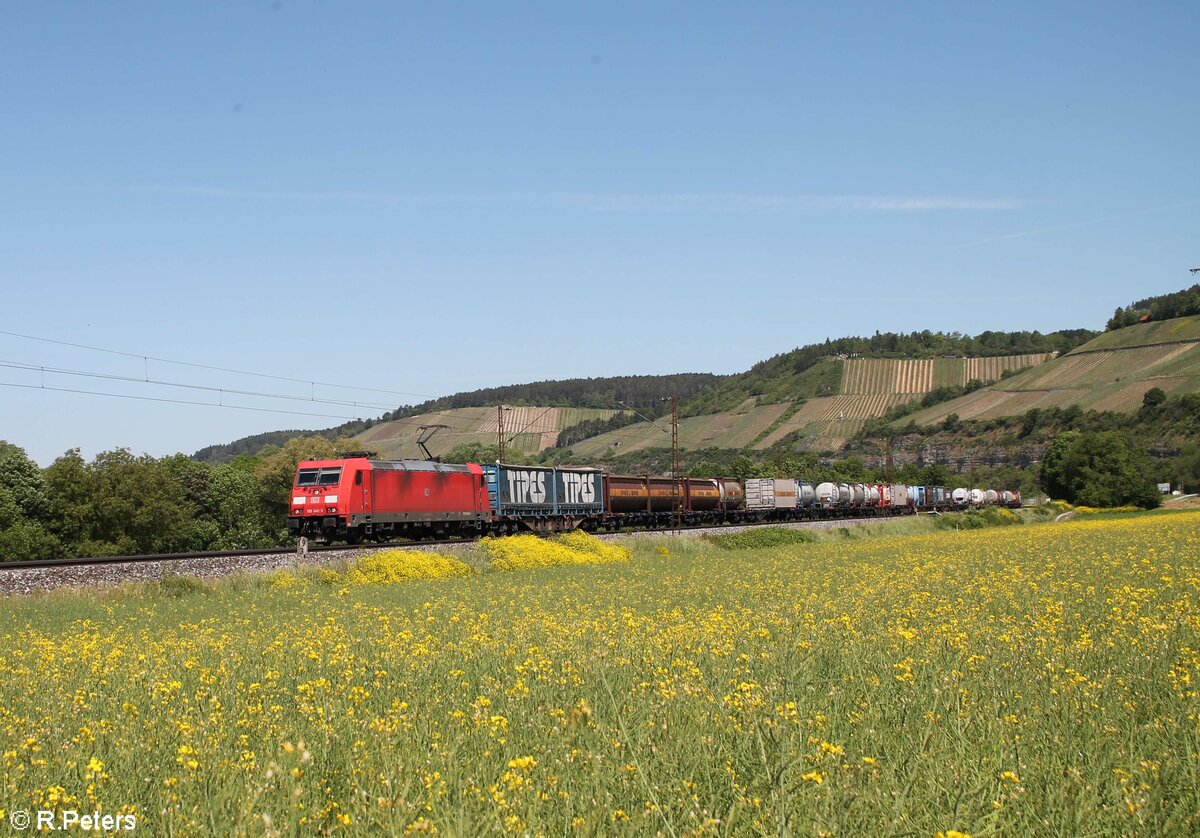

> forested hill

[
  {"left": 194, "top": 328, "right": 1095, "bottom": 463},
  {"left": 1107, "top": 283, "right": 1200, "bottom": 330},
  {"left": 682, "top": 328, "right": 1097, "bottom": 417},
  {"left": 193, "top": 374, "right": 723, "bottom": 463},
  {"left": 385, "top": 373, "right": 724, "bottom": 420}
]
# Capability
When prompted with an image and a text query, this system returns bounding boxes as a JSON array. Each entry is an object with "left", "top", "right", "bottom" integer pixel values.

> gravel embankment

[
  {"left": 0, "top": 516, "right": 900, "bottom": 597},
  {"left": 609, "top": 516, "right": 895, "bottom": 539},
  {"left": 0, "top": 548, "right": 378, "bottom": 597}
]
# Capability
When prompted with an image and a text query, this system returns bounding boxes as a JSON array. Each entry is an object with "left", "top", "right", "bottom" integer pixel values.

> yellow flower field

[{"left": 1, "top": 515, "right": 1198, "bottom": 835}]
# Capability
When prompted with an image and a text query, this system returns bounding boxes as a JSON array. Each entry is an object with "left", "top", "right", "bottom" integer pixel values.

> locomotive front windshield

[{"left": 296, "top": 467, "right": 343, "bottom": 487}]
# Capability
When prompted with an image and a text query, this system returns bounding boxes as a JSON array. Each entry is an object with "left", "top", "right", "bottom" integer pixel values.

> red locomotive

[{"left": 290, "top": 458, "right": 490, "bottom": 542}]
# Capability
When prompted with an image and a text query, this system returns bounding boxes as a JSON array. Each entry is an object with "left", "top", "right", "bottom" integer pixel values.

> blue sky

[{"left": 2, "top": 2, "right": 1197, "bottom": 464}]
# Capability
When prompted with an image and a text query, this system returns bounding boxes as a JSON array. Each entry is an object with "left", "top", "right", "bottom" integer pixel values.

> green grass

[
  {"left": 2, "top": 513, "right": 1198, "bottom": 834},
  {"left": 703, "top": 527, "right": 817, "bottom": 550},
  {"left": 1072, "top": 316, "right": 1200, "bottom": 351}
]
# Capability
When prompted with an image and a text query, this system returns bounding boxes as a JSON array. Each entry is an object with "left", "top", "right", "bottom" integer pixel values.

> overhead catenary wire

[
  {"left": 0, "top": 381, "right": 360, "bottom": 419},
  {"left": 0, "top": 359, "right": 398, "bottom": 411},
  {"left": 363, "top": 403, "right": 643, "bottom": 450},
  {"left": 0, "top": 328, "right": 430, "bottom": 398},
  {"left": 503, "top": 405, "right": 559, "bottom": 443}
]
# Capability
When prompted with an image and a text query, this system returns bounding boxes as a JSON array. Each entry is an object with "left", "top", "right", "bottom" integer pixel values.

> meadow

[{"left": 1, "top": 512, "right": 1198, "bottom": 835}]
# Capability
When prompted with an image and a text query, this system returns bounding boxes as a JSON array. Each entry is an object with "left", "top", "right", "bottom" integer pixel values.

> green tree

[
  {"left": 209, "top": 464, "right": 276, "bottom": 549},
  {"left": 0, "top": 441, "right": 60, "bottom": 561},
  {"left": 0, "top": 487, "right": 60, "bottom": 561},
  {"left": 0, "top": 441, "right": 50, "bottom": 520},
  {"left": 443, "top": 442, "right": 533, "bottom": 466},
  {"left": 254, "top": 436, "right": 341, "bottom": 534},
  {"left": 84, "top": 449, "right": 199, "bottom": 555},
  {"left": 43, "top": 449, "right": 95, "bottom": 555},
  {"left": 1040, "top": 431, "right": 1159, "bottom": 508},
  {"left": 1171, "top": 443, "right": 1200, "bottom": 495}
]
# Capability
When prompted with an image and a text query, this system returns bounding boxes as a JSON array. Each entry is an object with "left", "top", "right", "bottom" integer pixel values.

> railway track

[
  {"left": 0, "top": 538, "right": 485, "bottom": 572},
  {"left": 0, "top": 516, "right": 913, "bottom": 597},
  {"left": 0, "top": 516, "right": 897, "bottom": 574}
]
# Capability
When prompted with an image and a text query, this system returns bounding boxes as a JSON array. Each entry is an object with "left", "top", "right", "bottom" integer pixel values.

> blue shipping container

[{"left": 482, "top": 465, "right": 605, "bottom": 517}]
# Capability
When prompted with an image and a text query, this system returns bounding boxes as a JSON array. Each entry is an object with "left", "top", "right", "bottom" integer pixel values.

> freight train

[{"left": 288, "top": 457, "right": 1021, "bottom": 543}]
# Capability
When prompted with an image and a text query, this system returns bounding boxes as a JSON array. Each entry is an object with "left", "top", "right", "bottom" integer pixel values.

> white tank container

[
  {"left": 797, "top": 482, "right": 816, "bottom": 508},
  {"left": 968, "top": 488, "right": 986, "bottom": 506},
  {"left": 952, "top": 488, "right": 969, "bottom": 505},
  {"left": 815, "top": 482, "right": 838, "bottom": 508}
]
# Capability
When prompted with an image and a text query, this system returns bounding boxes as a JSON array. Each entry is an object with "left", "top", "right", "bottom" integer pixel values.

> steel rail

[
  {"left": 0, "top": 515, "right": 901, "bottom": 572},
  {"left": 0, "top": 539, "right": 455, "bottom": 572}
]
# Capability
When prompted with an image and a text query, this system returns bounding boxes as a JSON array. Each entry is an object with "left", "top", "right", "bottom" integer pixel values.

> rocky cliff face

[
  {"left": 849, "top": 433, "right": 1179, "bottom": 474},
  {"left": 848, "top": 434, "right": 1047, "bottom": 472}
]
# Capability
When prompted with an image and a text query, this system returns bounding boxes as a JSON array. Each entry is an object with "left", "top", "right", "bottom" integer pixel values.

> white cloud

[{"left": 951, "top": 199, "right": 1198, "bottom": 249}]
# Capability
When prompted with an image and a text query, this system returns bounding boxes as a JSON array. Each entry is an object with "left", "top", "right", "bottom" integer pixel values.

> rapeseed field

[{"left": 0, "top": 516, "right": 1198, "bottom": 835}]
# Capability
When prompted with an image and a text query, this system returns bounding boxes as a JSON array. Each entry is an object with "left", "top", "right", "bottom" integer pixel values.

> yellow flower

[
  {"left": 507, "top": 756, "right": 537, "bottom": 772},
  {"left": 801, "top": 771, "right": 824, "bottom": 784},
  {"left": 86, "top": 757, "right": 104, "bottom": 773}
]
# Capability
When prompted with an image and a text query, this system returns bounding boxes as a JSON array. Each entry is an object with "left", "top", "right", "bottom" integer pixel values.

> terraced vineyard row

[
  {"left": 1018, "top": 343, "right": 1197, "bottom": 390},
  {"left": 756, "top": 394, "right": 918, "bottom": 448},
  {"left": 904, "top": 336, "right": 1200, "bottom": 425},
  {"left": 842, "top": 354, "right": 1051, "bottom": 394},
  {"left": 962, "top": 353, "right": 1051, "bottom": 383},
  {"left": 356, "top": 406, "right": 621, "bottom": 458}
]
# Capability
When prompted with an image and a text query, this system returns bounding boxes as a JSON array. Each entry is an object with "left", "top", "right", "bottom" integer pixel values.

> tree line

[
  {"left": 197, "top": 327, "right": 1100, "bottom": 464},
  {"left": 0, "top": 436, "right": 352, "bottom": 562},
  {"left": 1106, "top": 283, "right": 1200, "bottom": 330},
  {"left": 681, "top": 329, "right": 1095, "bottom": 417}
]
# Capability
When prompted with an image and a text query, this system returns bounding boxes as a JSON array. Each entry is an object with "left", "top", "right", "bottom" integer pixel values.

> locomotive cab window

[
  {"left": 296, "top": 467, "right": 343, "bottom": 486},
  {"left": 354, "top": 470, "right": 362, "bottom": 486}
]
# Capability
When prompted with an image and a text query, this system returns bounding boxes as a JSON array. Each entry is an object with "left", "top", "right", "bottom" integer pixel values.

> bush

[
  {"left": 481, "top": 531, "right": 630, "bottom": 571},
  {"left": 1041, "top": 431, "right": 1161, "bottom": 509},
  {"left": 158, "top": 574, "right": 212, "bottom": 597},
  {"left": 341, "top": 549, "right": 474, "bottom": 585},
  {"left": 704, "top": 527, "right": 817, "bottom": 550},
  {"left": 934, "top": 507, "right": 1021, "bottom": 531}
]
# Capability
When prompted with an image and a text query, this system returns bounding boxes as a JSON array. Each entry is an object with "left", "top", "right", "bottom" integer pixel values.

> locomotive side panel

[{"left": 368, "top": 461, "right": 485, "bottom": 520}]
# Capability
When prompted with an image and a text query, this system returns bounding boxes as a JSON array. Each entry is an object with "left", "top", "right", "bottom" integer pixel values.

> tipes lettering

[
  {"left": 560, "top": 472, "right": 596, "bottom": 504},
  {"left": 504, "top": 471, "right": 597, "bottom": 505},
  {"left": 506, "top": 470, "right": 547, "bottom": 504}
]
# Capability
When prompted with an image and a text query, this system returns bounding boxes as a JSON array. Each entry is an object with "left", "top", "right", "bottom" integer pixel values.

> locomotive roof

[{"left": 368, "top": 459, "right": 477, "bottom": 474}]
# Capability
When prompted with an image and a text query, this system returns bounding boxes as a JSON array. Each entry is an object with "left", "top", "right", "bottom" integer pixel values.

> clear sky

[{"left": 2, "top": 2, "right": 1197, "bottom": 465}]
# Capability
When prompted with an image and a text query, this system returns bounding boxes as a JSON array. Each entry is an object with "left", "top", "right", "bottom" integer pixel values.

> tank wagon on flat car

[{"left": 288, "top": 457, "right": 1022, "bottom": 543}]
